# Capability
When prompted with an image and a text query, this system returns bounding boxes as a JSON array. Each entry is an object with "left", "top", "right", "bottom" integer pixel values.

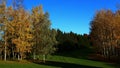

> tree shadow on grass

[
  {"left": 32, "top": 60, "right": 100, "bottom": 68},
  {"left": 106, "top": 63, "right": 120, "bottom": 68},
  {"left": 54, "top": 48, "right": 94, "bottom": 60}
]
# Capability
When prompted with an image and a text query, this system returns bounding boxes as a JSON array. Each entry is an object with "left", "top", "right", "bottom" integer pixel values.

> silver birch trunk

[
  {"left": 43, "top": 54, "right": 46, "bottom": 63},
  {"left": 4, "top": 45, "right": 6, "bottom": 61}
]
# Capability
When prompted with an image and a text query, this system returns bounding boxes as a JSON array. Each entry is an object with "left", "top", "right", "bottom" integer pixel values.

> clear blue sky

[{"left": 8, "top": 0, "right": 120, "bottom": 34}]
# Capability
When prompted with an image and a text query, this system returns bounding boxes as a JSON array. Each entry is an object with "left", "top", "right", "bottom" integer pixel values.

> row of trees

[
  {"left": 0, "top": 0, "right": 91, "bottom": 62},
  {"left": 0, "top": 0, "right": 57, "bottom": 62},
  {"left": 56, "top": 29, "right": 90, "bottom": 53},
  {"left": 90, "top": 9, "right": 120, "bottom": 62},
  {"left": 1, "top": 0, "right": 120, "bottom": 63}
]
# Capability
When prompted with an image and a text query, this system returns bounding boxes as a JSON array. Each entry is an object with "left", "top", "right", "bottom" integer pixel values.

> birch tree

[{"left": 90, "top": 10, "right": 120, "bottom": 60}]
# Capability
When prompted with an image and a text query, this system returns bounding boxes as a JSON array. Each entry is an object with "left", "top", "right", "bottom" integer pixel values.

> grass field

[
  {"left": 0, "top": 49, "right": 119, "bottom": 68},
  {"left": 0, "top": 60, "right": 57, "bottom": 68},
  {"left": 0, "top": 56, "right": 118, "bottom": 68}
]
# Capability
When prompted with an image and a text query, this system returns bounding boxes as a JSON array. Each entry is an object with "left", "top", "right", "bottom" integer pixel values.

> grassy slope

[
  {"left": 0, "top": 60, "right": 60, "bottom": 68},
  {"left": 0, "top": 48, "right": 118, "bottom": 68},
  {"left": 47, "top": 55, "right": 116, "bottom": 68},
  {"left": 46, "top": 48, "right": 117, "bottom": 68}
]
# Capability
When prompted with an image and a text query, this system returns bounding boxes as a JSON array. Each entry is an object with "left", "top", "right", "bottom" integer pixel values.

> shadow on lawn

[
  {"left": 106, "top": 63, "right": 120, "bottom": 68},
  {"left": 32, "top": 60, "right": 100, "bottom": 68},
  {"left": 55, "top": 48, "right": 94, "bottom": 60}
]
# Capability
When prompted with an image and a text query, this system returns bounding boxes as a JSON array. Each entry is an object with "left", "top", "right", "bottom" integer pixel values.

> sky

[{"left": 7, "top": 0, "right": 120, "bottom": 34}]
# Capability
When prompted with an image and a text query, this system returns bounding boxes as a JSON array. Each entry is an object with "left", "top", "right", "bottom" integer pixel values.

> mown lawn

[
  {"left": 46, "top": 55, "right": 118, "bottom": 68},
  {"left": 0, "top": 56, "right": 118, "bottom": 68},
  {"left": 0, "top": 49, "right": 119, "bottom": 68},
  {"left": 0, "top": 60, "right": 58, "bottom": 68}
]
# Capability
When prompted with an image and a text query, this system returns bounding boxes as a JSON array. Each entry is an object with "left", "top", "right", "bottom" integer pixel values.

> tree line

[
  {"left": 0, "top": 0, "right": 57, "bottom": 62},
  {"left": 0, "top": 0, "right": 91, "bottom": 61},
  {"left": 56, "top": 29, "right": 90, "bottom": 53},
  {"left": 0, "top": 0, "right": 120, "bottom": 63},
  {"left": 90, "top": 9, "right": 120, "bottom": 62}
]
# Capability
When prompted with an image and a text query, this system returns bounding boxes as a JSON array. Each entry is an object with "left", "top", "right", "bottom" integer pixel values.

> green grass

[
  {"left": 46, "top": 55, "right": 117, "bottom": 68},
  {"left": 56, "top": 48, "right": 94, "bottom": 59},
  {"left": 45, "top": 48, "right": 118, "bottom": 68},
  {"left": 0, "top": 48, "right": 119, "bottom": 68},
  {"left": 0, "top": 55, "right": 117, "bottom": 68},
  {"left": 0, "top": 60, "right": 59, "bottom": 68}
]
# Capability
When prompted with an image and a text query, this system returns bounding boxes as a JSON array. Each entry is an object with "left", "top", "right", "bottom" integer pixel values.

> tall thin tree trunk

[
  {"left": 18, "top": 53, "right": 20, "bottom": 60},
  {"left": 12, "top": 47, "right": 14, "bottom": 60},
  {"left": 4, "top": 45, "right": 6, "bottom": 61},
  {"left": 43, "top": 54, "right": 46, "bottom": 63},
  {"left": 103, "top": 46, "right": 106, "bottom": 57},
  {"left": 12, "top": 51, "right": 14, "bottom": 60},
  {"left": 18, "top": 49, "right": 20, "bottom": 60},
  {"left": 33, "top": 51, "right": 36, "bottom": 60},
  {"left": 20, "top": 53, "right": 22, "bottom": 60}
]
